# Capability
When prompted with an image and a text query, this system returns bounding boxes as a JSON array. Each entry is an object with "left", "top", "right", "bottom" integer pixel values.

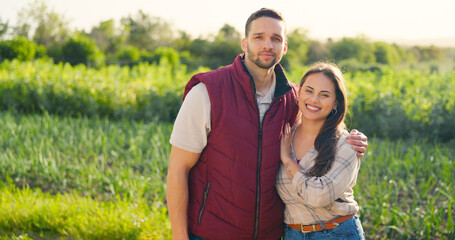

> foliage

[
  {"left": 411, "top": 45, "right": 446, "bottom": 62},
  {"left": 89, "top": 19, "right": 125, "bottom": 56},
  {"left": 374, "top": 41, "right": 400, "bottom": 65},
  {"left": 344, "top": 68, "right": 455, "bottom": 142},
  {"left": 0, "top": 111, "right": 453, "bottom": 239},
  {"left": 356, "top": 139, "right": 455, "bottom": 239},
  {"left": 0, "top": 59, "right": 206, "bottom": 122},
  {"left": 0, "top": 17, "right": 8, "bottom": 39},
  {"left": 0, "top": 111, "right": 171, "bottom": 203},
  {"left": 0, "top": 36, "right": 42, "bottom": 61},
  {"left": 329, "top": 36, "right": 376, "bottom": 63},
  {"left": 62, "top": 35, "right": 105, "bottom": 68},
  {"left": 121, "top": 10, "right": 174, "bottom": 52},
  {"left": 116, "top": 45, "right": 141, "bottom": 66},
  {"left": 306, "top": 40, "right": 330, "bottom": 64},
  {"left": 0, "top": 184, "right": 171, "bottom": 239},
  {"left": 1, "top": 59, "right": 454, "bottom": 141},
  {"left": 141, "top": 47, "right": 181, "bottom": 68},
  {"left": 2, "top": 0, "right": 452, "bottom": 69},
  {"left": 282, "top": 28, "right": 310, "bottom": 68},
  {"left": 180, "top": 24, "right": 242, "bottom": 69},
  {"left": 13, "top": 0, "right": 70, "bottom": 47}
]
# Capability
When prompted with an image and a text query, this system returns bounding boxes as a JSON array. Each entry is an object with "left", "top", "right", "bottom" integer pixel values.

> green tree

[
  {"left": 0, "top": 36, "right": 39, "bottom": 61},
  {"left": 283, "top": 28, "right": 310, "bottom": 68},
  {"left": 373, "top": 41, "right": 400, "bottom": 65},
  {"left": 0, "top": 17, "right": 9, "bottom": 39},
  {"left": 329, "top": 36, "right": 376, "bottom": 63},
  {"left": 89, "top": 19, "right": 125, "bottom": 56},
  {"left": 411, "top": 45, "right": 445, "bottom": 62},
  {"left": 174, "top": 30, "right": 193, "bottom": 52},
  {"left": 13, "top": 0, "right": 70, "bottom": 47},
  {"left": 306, "top": 40, "right": 330, "bottom": 64},
  {"left": 62, "top": 35, "right": 104, "bottom": 67},
  {"left": 116, "top": 45, "right": 141, "bottom": 66},
  {"left": 206, "top": 24, "right": 242, "bottom": 68},
  {"left": 121, "top": 10, "right": 174, "bottom": 51}
]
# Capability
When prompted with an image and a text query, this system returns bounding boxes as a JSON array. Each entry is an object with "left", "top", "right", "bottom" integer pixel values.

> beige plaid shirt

[{"left": 276, "top": 127, "right": 360, "bottom": 225}]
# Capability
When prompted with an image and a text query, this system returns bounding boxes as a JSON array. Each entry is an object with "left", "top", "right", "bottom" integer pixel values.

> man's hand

[{"left": 347, "top": 129, "right": 368, "bottom": 158}]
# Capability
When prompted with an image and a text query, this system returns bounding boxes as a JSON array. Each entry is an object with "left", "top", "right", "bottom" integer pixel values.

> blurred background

[{"left": 0, "top": 1, "right": 454, "bottom": 239}]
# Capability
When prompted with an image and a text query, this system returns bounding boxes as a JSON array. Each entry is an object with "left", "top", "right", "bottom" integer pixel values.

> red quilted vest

[{"left": 183, "top": 54, "right": 298, "bottom": 240}]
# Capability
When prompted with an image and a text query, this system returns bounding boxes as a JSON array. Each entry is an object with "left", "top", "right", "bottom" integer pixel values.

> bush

[
  {"left": 62, "top": 35, "right": 105, "bottom": 68},
  {"left": 116, "top": 45, "right": 141, "bottom": 66},
  {"left": 0, "top": 36, "right": 39, "bottom": 61}
]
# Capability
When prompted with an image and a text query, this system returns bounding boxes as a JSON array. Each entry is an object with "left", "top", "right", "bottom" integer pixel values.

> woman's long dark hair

[{"left": 299, "top": 62, "right": 348, "bottom": 177}]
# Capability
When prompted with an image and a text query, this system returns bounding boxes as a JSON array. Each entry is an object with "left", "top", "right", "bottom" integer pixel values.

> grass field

[{"left": 0, "top": 111, "right": 453, "bottom": 239}]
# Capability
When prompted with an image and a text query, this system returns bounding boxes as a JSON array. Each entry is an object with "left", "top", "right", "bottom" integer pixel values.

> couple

[{"left": 167, "top": 8, "right": 367, "bottom": 240}]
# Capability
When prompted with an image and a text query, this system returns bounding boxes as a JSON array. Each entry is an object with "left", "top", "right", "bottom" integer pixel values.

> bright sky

[{"left": 1, "top": 0, "right": 455, "bottom": 46}]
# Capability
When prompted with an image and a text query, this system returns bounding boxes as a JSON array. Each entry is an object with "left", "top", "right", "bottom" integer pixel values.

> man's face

[{"left": 242, "top": 17, "right": 287, "bottom": 70}]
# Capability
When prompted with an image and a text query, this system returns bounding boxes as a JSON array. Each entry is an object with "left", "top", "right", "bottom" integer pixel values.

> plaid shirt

[{"left": 276, "top": 128, "right": 360, "bottom": 225}]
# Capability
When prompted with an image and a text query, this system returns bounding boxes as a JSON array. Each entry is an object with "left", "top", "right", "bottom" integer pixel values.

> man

[{"left": 166, "top": 8, "right": 368, "bottom": 240}]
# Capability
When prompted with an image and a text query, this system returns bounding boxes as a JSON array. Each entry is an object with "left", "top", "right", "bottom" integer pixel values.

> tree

[
  {"left": 89, "top": 19, "right": 125, "bottom": 56},
  {"left": 206, "top": 24, "right": 242, "bottom": 68},
  {"left": 217, "top": 24, "right": 241, "bottom": 42},
  {"left": 373, "top": 42, "right": 399, "bottom": 65},
  {"left": 62, "top": 35, "right": 104, "bottom": 67},
  {"left": 282, "top": 28, "right": 310, "bottom": 68},
  {"left": 13, "top": 0, "right": 70, "bottom": 47},
  {"left": 306, "top": 40, "right": 330, "bottom": 64},
  {"left": 0, "top": 18, "right": 9, "bottom": 39},
  {"left": 116, "top": 45, "right": 140, "bottom": 66},
  {"left": 0, "top": 36, "right": 39, "bottom": 61},
  {"left": 121, "top": 10, "right": 174, "bottom": 51},
  {"left": 329, "top": 36, "right": 376, "bottom": 63}
]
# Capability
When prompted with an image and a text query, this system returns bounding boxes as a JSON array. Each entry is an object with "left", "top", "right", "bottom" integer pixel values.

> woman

[{"left": 276, "top": 62, "right": 365, "bottom": 239}]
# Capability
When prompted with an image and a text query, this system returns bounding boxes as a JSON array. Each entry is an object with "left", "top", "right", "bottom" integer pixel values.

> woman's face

[{"left": 298, "top": 72, "right": 337, "bottom": 123}]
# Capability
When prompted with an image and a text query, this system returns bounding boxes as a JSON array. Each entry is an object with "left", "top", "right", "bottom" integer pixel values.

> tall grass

[
  {"left": 0, "top": 110, "right": 171, "bottom": 202},
  {"left": 0, "top": 183, "right": 171, "bottom": 239},
  {"left": 0, "top": 111, "right": 453, "bottom": 239},
  {"left": 1, "top": 59, "right": 455, "bottom": 141},
  {"left": 357, "top": 140, "right": 455, "bottom": 239}
]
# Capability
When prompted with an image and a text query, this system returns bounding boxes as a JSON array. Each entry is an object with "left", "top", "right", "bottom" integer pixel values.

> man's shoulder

[{"left": 192, "top": 64, "right": 233, "bottom": 82}]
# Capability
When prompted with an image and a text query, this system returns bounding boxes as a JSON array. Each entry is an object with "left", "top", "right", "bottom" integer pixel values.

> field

[{"left": 0, "top": 60, "right": 454, "bottom": 239}]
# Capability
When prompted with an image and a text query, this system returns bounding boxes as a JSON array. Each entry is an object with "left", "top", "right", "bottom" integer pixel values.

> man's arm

[
  {"left": 347, "top": 129, "right": 368, "bottom": 158},
  {"left": 166, "top": 146, "right": 200, "bottom": 240}
]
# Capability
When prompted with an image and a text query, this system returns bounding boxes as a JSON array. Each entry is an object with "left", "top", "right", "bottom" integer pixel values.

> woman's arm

[{"left": 293, "top": 139, "right": 360, "bottom": 208}]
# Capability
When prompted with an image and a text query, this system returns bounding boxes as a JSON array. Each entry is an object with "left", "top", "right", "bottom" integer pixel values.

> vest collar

[{"left": 235, "top": 54, "right": 292, "bottom": 100}]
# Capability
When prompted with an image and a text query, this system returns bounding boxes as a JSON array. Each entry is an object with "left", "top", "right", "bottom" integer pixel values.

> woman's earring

[{"left": 331, "top": 108, "right": 338, "bottom": 115}]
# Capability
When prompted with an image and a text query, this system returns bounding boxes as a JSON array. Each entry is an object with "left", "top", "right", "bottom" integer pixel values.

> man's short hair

[{"left": 245, "top": 8, "right": 286, "bottom": 37}]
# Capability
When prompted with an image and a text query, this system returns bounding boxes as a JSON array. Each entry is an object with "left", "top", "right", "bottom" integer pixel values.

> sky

[{"left": 1, "top": 0, "right": 455, "bottom": 47}]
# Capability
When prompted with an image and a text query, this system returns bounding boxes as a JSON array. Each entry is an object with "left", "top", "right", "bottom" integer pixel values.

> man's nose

[{"left": 263, "top": 38, "right": 273, "bottom": 49}]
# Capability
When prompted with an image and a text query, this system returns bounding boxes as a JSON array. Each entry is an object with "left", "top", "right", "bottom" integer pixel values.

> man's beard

[{"left": 247, "top": 47, "right": 278, "bottom": 69}]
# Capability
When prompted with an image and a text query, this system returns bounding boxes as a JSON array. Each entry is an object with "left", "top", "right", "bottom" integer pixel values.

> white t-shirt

[{"left": 170, "top": 79, "right": 276, "bottom": 153}]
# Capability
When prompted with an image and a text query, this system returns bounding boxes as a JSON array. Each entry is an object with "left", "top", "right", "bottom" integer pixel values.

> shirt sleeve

[
  {"left": 292, "top": 134, "right": 360, "bottom": 208},
  {"left": 169, "top": 83, "right": 211, "bottom": 153}
]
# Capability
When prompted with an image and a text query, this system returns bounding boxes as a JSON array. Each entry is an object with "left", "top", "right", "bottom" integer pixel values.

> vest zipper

[
  {"left": 253, "top": 97, "right": 280, "bottom": 240},
  {"left": 198, "top": 181, "right": 211, "bottom": 224}
]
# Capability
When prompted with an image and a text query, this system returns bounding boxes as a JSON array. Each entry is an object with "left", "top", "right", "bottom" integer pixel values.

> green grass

[
  {"left": 0, "top": 110, "right": 171, "bottom": 202},
  {"left": 0, "top": 183, "right": 171, "bottom": 239},
  {"left": 357, "top": 140, "right": 455, "bottom": 239},
  {"left": 0, "top": 111, "right": 454, "bottom": 239}
]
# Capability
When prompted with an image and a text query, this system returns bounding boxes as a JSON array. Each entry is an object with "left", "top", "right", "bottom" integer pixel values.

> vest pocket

[{"left": 198, "top": 181, "right": 211, "bottom": 224}]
